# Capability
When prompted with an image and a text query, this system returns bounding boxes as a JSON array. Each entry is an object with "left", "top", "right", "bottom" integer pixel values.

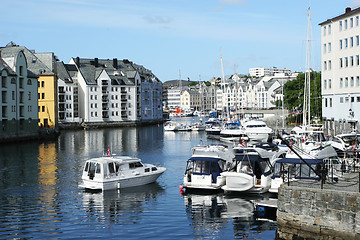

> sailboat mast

[
  {"left": 220, "top": 49, "right": 227, "bottom": 118},
  {"left": 303, "top": 6, "right": 312, "bottom": 126}
]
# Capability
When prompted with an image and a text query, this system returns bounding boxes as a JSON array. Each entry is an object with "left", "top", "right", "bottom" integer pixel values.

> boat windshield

[{"left": 187, "top": 157, "right": 221, "bottom": 175}]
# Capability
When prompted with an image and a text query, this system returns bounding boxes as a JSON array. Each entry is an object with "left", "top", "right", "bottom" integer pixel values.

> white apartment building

[
  {"left": 180, "top": 89, "right": 200, "bottom": 111},
  {"left": 69, "top": 57, "right": 140, "bottom": 124},
  {"left": 56, "top": 61, "right": 80, "bottom": 124},
  {"left": 320, "top": 7, "right": 360, "bottom": 130},
  {"left": 167, "top": 87, "right": 181, "bottom": 110},
  {"left": 249, "top": 67, "right": 291, "bottom": 77}
]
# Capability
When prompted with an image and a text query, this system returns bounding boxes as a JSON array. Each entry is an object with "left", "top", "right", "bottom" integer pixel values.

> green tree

[{"left": 283, "top": 71, "right": 322, "bottom": 124}]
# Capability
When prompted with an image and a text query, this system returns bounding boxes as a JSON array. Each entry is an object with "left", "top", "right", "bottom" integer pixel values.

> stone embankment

[{"left": 276, "top": 178, "right": 360, "bottom": 240}]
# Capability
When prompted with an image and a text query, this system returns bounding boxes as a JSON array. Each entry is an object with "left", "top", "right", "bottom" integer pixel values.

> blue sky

[{"left": 1, "top": 0, "right": 360, "bottom": 82}]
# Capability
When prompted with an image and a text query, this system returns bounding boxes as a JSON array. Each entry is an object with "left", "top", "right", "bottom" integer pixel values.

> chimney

[
  {"left": 94, "top": 58, "right": 98, "bottom": 67},
  {"left": 113, "top": 58, "right": 118, "bottom": 68},
  {"left": 76, "top": 57, "right": 80, "bottom": 66},
  {"left": 346, "top": 7, "right": 351, "bottom": 13}
]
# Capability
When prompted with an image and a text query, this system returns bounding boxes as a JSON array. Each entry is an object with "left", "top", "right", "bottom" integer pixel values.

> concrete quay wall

[{"left": 276, "top": 185, "right": 360, "bottom": 240}]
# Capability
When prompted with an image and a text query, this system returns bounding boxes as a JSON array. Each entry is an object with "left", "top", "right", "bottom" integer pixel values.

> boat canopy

[{"left": 275, "top": 158, "right": 322, "bottom": 164}]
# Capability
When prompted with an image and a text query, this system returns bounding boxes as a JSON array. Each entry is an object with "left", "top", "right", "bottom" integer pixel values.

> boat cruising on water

[
  {"left": 242, "top": 120, "right": 273, "bottom": 142},
  {"left": 221, "top": 143, "right": 286, "bottom": 194},
  {"left": 182, "top": 144, "right": 234, "bottom": 190},
  {"left": 80, "top": 151, "right": 166, "bottom": 190}
]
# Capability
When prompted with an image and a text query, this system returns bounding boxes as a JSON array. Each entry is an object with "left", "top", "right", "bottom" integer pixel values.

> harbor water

[{"left": 0, "top": 123, "right": 277, "bottom": 239}]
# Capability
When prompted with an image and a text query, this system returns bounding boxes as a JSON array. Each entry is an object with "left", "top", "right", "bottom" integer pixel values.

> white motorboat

[
  {"left": 182, "top": 144, "right": 235, "bottom": 190},
  {"left": 269, "top": 142, "right": 339, "bottom": 194},
  {"left": 191, "top": 122, "right": 206, "bottom": 131},
  {"left": 80, "top": 152, "right": 166, "bottom": 190},
  {"left": 221, "top": 143, "right": 286, "bottom": 194},
  {"left": 205, "top": 120, "right": 222, "bottom": 136},
  {"left": 219, "top": 122, "right": 247, "bottom": 143},
  {"left": 164, "top": 121, "right": 180, "bottom": 131},
  {"left": 242, "top": 120, "right": 273, "bottom": 142}
]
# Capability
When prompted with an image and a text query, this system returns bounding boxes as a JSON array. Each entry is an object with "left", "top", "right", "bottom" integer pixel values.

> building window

[
  {"left": 324, "top": 79, "right": 327, "bottom": 89},
  {"left": 42, "top": 93, "right": 45, "bottom": 99},
  {"left": 27, "top": 79, "right": 32, "bottom": 85},
  {"left": 340, "top": 58, "right": 343, "bottom": 68},
  {"left": 328, "top": 60, "right": 331, "bottom": 70},
  {"left": 357, "top": 55, "right": 360, "bottom": 65},
  {"left": 351, "top": 37, "right": 354, "bottom": 47},
  {"left": 340, "top": 97, "right": 344, "bottom": 103},
  {"left": 328, "top": 24, "right": 331, "bottom": 34},
  {"left": 357, "top": 16, "right": 359, "bottom": 26},
  {"left": 357, "top": 76, "right": 360, "bottom": 87},
  {"left": 12, "top": 91, "right": 15, "bottom": 100},
  {"left": 329, "top": 98, "right": 332, "bottom": 107},
  {"left": 41, "top": 81, "right": 44, "bottom": 87},
  {"left": 325, "top": 98, "right": 328, "bottom": 107},
  {"left": 351, "top": 77, "right": 354, "bottom": 87},
  {"left": 357, "top": 96, "right": 360, "bottom": 102},
  {"left": 328, "top": 42, "right": 331, "bottom": 52},
  {"left": 42, "top": 106, "right": 45, "bottom": 112},
  {"left": 345, "top": 19, "right": 348, "bottom": 29},
  {"left": 357, "top": 36, "right": 360, "bottom": 46},
  {"left": 323, "top": 26, "right": 326, "bottom": 36},
  {"left": 324, "top": 61, "right": 327, "bottom": 70},
  {"left": 345, "top": 38, "right": 348, "bottom": 48},
  {"left": 340, "top": 78, "right": 343, "bottom": 88},
  {"left": 1, "top": 76, "right": 6, "bottom": 88},
  {"left": 323, "top": 44, "right": 326, "bottom": 53},
  {"left": 345, "top": 57, "right": 348, "bottom": 67},
  {"left": 340, "top": 21, "right": 343, "bottom": 31},
  {"left": 28, "top": 92, "right": 31, "bottom": 100},
  {"left": 329, "top": 79, "right": 332, "bottom": 89},
  {"left": 340, "top": 39, "right": 343, "bottom": 49},
  {"left": 345, "top": 77, "right": 349, "bottom": 87},
  {"left": 351, "top": 18, "right": 354, "bottom": 28},
  {"left": 351, "top": 97, "right": 355, "bottom": 102}
]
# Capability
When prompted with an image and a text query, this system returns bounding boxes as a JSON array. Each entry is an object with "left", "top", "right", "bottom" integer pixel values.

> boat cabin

[
  {"left": 185, "top": 157, "right": 225, "bottom": 183},
  {"left": 272, "top": 158, "right": 322, "bottom": 180}
]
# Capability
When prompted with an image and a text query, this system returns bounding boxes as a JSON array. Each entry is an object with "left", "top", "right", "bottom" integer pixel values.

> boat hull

[{"left": 81, "top": 167, "right": 166, "bottom": 190}]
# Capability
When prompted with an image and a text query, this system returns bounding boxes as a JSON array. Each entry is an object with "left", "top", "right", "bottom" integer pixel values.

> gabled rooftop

[{"left": 319, "top": 7, "right": 360, "bottom": 25}]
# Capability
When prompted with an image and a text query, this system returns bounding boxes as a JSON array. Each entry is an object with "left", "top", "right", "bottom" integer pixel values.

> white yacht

[
  {"left": 221, "top": 143, "right": 286, "bottom": 194},
  {"left": 182, "top": 144, "right": 235, "bottom": 190},
  {"left": 80, "top": 153, "right": 166, "bottom": 191},
  {"left": 219, "top": 122, "right": 247, "bottom": 143},
  {"left": 242, "top": 120, "right": 273, "bottom": 142},
  {"left": 164, "top": 121, "right": 180, "bottom": 131}
]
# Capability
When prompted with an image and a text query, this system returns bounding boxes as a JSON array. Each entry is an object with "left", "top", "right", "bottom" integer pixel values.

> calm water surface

[{"left": 0, "top": 123, "right": 276, "bottom": 239}]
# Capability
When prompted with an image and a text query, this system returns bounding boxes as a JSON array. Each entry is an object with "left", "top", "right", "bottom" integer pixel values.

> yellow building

[
  {"left": 38, "top": 74, "right": 58, "bottom": 128},
  {"left": 34, "top": 52, "right": 58, "bottom": 129}
]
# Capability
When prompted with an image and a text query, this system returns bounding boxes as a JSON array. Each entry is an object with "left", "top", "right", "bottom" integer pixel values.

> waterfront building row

[
  {"left": 0, "top": 42, "right": 163, "bottom": 140},
  {"left": 163, "top": 73, "right": 296, "bottom": 114}
]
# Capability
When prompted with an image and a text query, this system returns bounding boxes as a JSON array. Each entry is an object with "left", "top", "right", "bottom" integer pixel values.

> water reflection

[
  {"left": 81, "top": 183, "right": 164, "bottom": 224},
  {"left": 184, "top": 193, "right": 277, "bottom": 239}
]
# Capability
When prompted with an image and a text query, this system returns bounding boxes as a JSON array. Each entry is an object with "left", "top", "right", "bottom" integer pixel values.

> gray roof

[
  {"left": 73, "top": 57, "right": 159, "bottom": 86},
  {"left": 0, "top": 44, "right": 54, "bottom": 76},
  {"left": 56, "top": 61, "right": 73, "bottom": 83},
  {"left": 0, "top": 58, "right": 16, "bottom": 76}
]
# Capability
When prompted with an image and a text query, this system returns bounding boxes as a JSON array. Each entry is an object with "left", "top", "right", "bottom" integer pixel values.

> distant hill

[{"left": 162, "top": 79, "right": 197, "bottom": 87}]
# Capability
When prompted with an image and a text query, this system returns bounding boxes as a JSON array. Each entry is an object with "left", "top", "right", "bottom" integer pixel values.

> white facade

[
  {"left": 249, "top": 67, "right": 291, "bottom": 77},
  {"left": 167, "top": 88, "right": 181, "bottom": 110},
  {"left": 320, "top": 7, "right": 360, "bottom": 124}
]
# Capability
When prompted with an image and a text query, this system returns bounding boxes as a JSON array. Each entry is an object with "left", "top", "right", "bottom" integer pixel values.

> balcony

[
  {"left": 102, "top": 96, "right": 109, "bottom": 102},
  {"left": 102, "top": 113, "right": 109, "bottom": 118}
]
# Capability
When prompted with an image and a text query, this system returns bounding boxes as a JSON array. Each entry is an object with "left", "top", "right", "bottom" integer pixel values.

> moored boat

[
  {"left": 80, "top": 151, "right": 166, "bottom": 190},
  {"left": 182, "top": 144, "right": 234, "bottom": 191}
]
